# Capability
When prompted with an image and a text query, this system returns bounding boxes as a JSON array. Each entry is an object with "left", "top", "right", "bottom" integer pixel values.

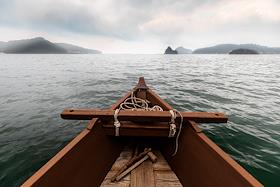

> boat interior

[{"left": 22, "top": 77, "right": 262, "bottom": 187}]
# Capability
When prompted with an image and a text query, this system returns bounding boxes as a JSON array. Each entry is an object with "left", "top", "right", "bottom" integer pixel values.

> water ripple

[{"left": 0, "top": 54, "right": 279, "bottom": 186}]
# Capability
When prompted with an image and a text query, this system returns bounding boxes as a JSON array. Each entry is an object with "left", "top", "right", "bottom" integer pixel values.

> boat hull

[{"left": 22, "top": 78, "right": 262, "bottom": 187}]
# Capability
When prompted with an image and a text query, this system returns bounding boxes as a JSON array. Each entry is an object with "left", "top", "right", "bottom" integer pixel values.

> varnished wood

[
  {"left": 162, "top": 121, "right": 263, "bottom": 187},
  {"left": 189, "top": 120, "right": 202, "bottom": 133},
  {"left": 134, "top": 77, "right": 148, "bottom": 90},
  {"left": 103, "top": 121, "right": 170, "bottom": 137},
  {"left": 22, "top": 77, "right": 263, "bottom": 187},
  {"left": 22, "top": 121, "right": 123, "bottom": 187},
  {"left": 61, "top": 109, "right": 228, "bottom": 123},
  {"left": 103, "top": 124, "right": 170, "bottom": 137}
]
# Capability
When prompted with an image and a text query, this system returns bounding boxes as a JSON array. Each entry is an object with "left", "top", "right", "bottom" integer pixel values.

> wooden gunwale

[
  {"left": 21, "top": 91, "right": 132, "bottom": 187},
  {"left": 146, "top": 88, "right": 262, "bottom": 187},
  {"left": 21, "top": 77, "right": 263, "bottom": 187}
]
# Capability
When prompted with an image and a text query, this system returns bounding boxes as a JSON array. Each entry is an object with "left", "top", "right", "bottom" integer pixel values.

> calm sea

[{"left": 0, "top": 54, "right": 279, "bottom": 186}]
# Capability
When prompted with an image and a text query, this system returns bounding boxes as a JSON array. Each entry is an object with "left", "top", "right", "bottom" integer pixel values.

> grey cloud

[
  {"left": 0, "top": 0, "right": 146, "bottom": 39},
  {"left": 0, "top": 0, "right": 215, "bottom": 40},
  {"left": 0, "top": 0, "right": 280, "bottom": 48}
]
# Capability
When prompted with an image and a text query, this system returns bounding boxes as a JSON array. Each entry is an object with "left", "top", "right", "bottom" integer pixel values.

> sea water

[{"left": 0, "top": 54, "right": 279, "bottom": 186}]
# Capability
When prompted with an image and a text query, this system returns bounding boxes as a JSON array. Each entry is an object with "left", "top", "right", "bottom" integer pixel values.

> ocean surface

[{"left": 0, "top": 54, "right": 279, "bottom": 186}]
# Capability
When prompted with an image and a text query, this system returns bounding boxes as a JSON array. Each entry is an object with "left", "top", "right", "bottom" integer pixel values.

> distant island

[
  {"left": 229, "top": 48, "right": 259, "bottom": 54},
  {"left": 164, "top": 44, "right": 280, "bottom": 54},
  {"left": 193, "top": 44, "right": 280, "bottom": 54},
  {"left": 175, "top": 47, "right": 192, "bottom": 54},
  {"left": 0, "top": 37, "right": 102, "bottom": 54},
  {"left": 164, "top": 46, "right": 177, "bottom": 54},
  {"left": 164, "top": 46, "right": 192, "bottom": 54}
]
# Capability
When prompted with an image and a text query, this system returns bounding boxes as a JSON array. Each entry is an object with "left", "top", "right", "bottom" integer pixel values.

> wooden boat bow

[{"left": 21, "top": 77, "right": 263, "bottom": 187}]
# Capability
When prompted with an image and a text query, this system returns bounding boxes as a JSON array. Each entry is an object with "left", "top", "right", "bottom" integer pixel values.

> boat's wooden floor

[{"left": 100, "top": 147, "right": 183, "bottom": 187}]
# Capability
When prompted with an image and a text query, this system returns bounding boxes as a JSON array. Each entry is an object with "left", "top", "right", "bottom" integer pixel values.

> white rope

[
  {"left": 171, "top": 109, "right": 183, "bottom": 156},
  {"left": 114, "top": 109, "right": 121, "bottom": 136},
  {"left": 114, "top": 91, "right": 163, "bottom": 136},
  {"left": 119, "top": 91, "right": 163, "bottom": 111},
  {"left": 114, "top": 90, "right": 183, "bottom": 156},
  {"left": 168, "top": 110, "right": 177, "bottom": 137}
]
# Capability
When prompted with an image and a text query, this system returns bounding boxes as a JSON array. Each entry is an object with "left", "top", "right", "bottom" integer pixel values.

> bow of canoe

[{"left": 22, "top": 77, "right": 262, "bottom": 187}]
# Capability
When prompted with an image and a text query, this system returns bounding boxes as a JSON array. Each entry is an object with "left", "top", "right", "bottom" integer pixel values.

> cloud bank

[{"left": 0, "top": 0, "right": 280, "bottom": 53}]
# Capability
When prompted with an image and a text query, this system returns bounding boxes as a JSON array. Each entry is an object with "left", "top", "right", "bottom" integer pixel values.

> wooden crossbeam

[{"left": 61, "top": 109, "right": 228, "bottom": 123}]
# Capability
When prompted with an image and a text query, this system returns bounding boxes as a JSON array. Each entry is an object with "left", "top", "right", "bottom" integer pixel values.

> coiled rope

[
  {"left": 119, "top": 91, "right": 163, "bottom": 111},
  {"left": 113, "top": 91, "right": 183, "bottom": 156}
]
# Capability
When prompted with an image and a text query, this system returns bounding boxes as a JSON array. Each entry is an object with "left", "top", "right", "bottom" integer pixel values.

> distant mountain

[
  {"left": 175, "top": 46, "right": 192, "bottom": 54},
  {"left": 3, "top": 37, "right": 67, "bottom": 54},
  {"left": 0, "top": 37, "right": 101, "bottom": 54},
  {"left": 229, "top": 48, "right": 259, "bottom": 54},
  {"left": 55, "top": 43, "right": 101, "bottom": 54},
  {"left": 164, "top": 46, "right": 178, "bottom": 54},
  {"left": 193, "top": 44, "right": 280, "bottom": 54}
]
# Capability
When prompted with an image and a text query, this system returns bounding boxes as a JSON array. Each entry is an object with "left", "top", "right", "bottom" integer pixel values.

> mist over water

[{"left": 0, "top": 54, "right": 279, "bottom": 186}]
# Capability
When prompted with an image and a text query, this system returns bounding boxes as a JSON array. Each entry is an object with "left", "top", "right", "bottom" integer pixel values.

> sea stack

[{"left": 164, "top": 46, "right": 178, "bottom": 54}]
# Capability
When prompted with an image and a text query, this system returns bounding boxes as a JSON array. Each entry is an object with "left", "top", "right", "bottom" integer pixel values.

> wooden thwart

[{"left": 61, "top": 109, "right": 228, "bottom": 123}]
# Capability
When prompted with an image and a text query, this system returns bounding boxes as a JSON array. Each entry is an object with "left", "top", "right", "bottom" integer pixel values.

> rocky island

[
  {"left": 229, "top": 48, "right": 259, "bottom": 54},
  {"left": 164, "top": 46, "right": 192, "bottom": 54},
  {"left": 164, "top": 46, "right": 178, "bottom": 54},
  {"left": 0, "top": 37, "right": 102, "bottom": 54}
]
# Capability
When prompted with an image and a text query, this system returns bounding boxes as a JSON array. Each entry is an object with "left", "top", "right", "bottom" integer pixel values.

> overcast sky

[{"left": 0, "top": 0, "right": 280, "bottom": 53}]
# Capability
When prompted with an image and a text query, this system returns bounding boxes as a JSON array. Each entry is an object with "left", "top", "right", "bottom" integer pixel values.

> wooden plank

[
  {"left": 61, "top": 109, "right": 228, "bottom": 123},
  {"left": 103, "top": 121, "right": 170, "bottom": 129},
  {"left": 103, "top": 127, "right": 169, "bottom": 137},
  {"left": 152, "top": 151, "right": 172, "bottom": 171},
  {"left": 131, "top": 159, "right": 155, "bottom": 187},
  {"left": 153, "top": 151, "right": 183, "bottom": 187},
  {"left": 102, "top": 121, "right": 176, "bottom": 137},
  {"left": 100, "top": 147, "right": 133, "bottom": 187},
  {"left": 101, "top": 172, "right": 130, "bottom": 187},
  {"left": 101, "top": 148, "right": 183, "bottom": 187},
  {"left": 116, "top": 155, "right": 149, "bottom": 182},
  {"left": 111, "top": 148, "right": 152, "bottom": 182},
  {"left": 154, "top": 171, "right": 183, "bottom": 187}
]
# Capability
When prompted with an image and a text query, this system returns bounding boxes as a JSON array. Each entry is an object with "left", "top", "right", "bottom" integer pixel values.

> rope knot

[
  {"left": 114, "top": 109, "right": 121, "bottom": 136},
  {"left": 169, "top": 123, "right": 177, "bottom": 137},
  {"left": 168, "top": 110, "right": 177, "bottom": 137}
]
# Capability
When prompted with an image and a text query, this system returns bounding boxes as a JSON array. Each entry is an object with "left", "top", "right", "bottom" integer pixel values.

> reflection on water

[{"left": 0, "top": 54, "right": 279, "bottom": 186}]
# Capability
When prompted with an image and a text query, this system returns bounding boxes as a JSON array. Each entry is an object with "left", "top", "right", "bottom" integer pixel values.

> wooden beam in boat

[{"left": 61, "top": 109, "right": 228, "bottom": 123}]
